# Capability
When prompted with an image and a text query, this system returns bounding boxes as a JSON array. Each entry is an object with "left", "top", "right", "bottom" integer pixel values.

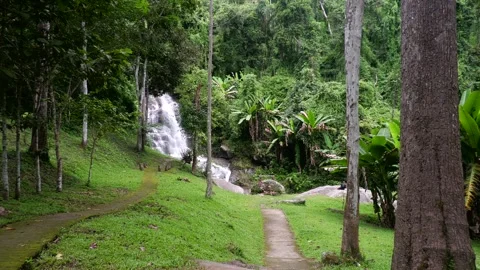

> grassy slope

[
  {"left": 278, "top": 196, "right": 480, "bottom": 269},
  {"left": 31, "top": 168, "right": 265, "bottom": 269},
  {"left": 0, "top": 130, "right": 153, "bottom": 226}
]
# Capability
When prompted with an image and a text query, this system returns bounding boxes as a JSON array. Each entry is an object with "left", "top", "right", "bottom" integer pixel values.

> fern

[{"left": 465, "top": 160, "right": 480, "bottom": 211}]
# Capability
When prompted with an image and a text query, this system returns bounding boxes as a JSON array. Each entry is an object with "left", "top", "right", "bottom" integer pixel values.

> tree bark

[
  {"left": 192, "top": 83, "right": 202, "bottom": 174},
  {"left": 50, "top": 90, "right": 63, "bottom": 192},
  {"left": 35, "top": 127, "right": 41, "bottom": 193},
  {"left": 205, "top": 0, "right": 214, "bottom": 198},
  {"left": 341, "top": 0, "right": 364, "bottom": 260},
  {"left": 15, "top": 86, "right": 21, "bottom": 200},
  {"left": 137, "top": 58, "right": 147, "bottom": 152},
  {"left": 318, "top": 0, "right": 333, "bottom": 36},
  {"left": 1, "top": 90, "right": 9, "bottom": 200},
  {"left": 30, "top": 22, "right": 50, "bottom": 161},
  {"left": 392, "top": 0, "right": 475, "bottom": 268},
  {"left": 81, "top": 21, "right": 89, "bottom": 148},
  {"left": 87, "top": 136, "right": 98, "bottom": 187}
]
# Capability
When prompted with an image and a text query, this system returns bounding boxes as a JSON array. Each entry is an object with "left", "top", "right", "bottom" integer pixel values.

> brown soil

[{"left": 0, "top": 168, "right": 158, "bottom": 270}]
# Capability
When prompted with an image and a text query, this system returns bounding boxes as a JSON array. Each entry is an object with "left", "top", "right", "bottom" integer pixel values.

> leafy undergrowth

[
  {"left": 277, "top": 196, "right": 480, "bottom": 269},
  {"left": 0, "top": 130, "right": 160, "bottom": 227},
  {"left": 30, "top": 169, "right": 265, "bottom": 269}
]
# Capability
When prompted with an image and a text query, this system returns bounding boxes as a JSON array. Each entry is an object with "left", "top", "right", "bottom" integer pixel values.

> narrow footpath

[
  {"left": 199, "top": 208, "right": 311, "bottom": 270},
  {"left": 0, "top": 168, "right": 158, "bottom": 270},
  {"left": 262, "top": 209, "right": 311, "bottom": 270}
]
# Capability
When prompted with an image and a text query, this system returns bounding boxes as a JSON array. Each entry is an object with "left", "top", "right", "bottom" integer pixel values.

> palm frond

[{"left": 465, "top": 160, "right": 480, "bottom": 211}]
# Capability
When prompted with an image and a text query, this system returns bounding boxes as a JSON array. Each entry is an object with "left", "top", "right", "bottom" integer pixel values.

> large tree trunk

[
  {"left": 15, "top": 86, "right": 21, "bottom": 200},
  {"left": 30, "top": 21, "right": 50, "bottom": 161},
  {"left": 1, "top": 91, "right": 9, "bottom": 200},
  {"left": 391, "top": 0, "right": 475, "bottom": 268},
  {"left": 205, "top": 0, "right": 214, "bottom": 198},
  {"left": 341, "top": 0, "right": 364, "bottom": 260},
  {"left": 50, "top": 90, "right": 63, "bottom": 192},
  {"left": 81, "top": 21, "right": 89, "bottom": 148}
]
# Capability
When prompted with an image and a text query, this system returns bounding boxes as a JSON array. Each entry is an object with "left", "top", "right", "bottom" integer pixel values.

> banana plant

[
  {"left": 259, "top": 96, "right": 282, "bottom": 121},
  {"left": 232, "top": 94, "right": 258, "bottom": 141},
  {"left": 213, "top": 76, "right": 237, "bottom": 99},
  {"left": 283, "top": 118, "right": 303, "bottom": 172},
  {"left": 331, "top": 121, "right": 400, "bottom": 228},
  {"left": 459, "top": 90, "right": 480, "bottom": 212},
  {"left": 266, "top": 119, "right": 287, "bottom": 162}
]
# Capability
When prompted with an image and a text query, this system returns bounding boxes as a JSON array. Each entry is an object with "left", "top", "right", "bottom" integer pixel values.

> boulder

[
  {"left": 0, "top": 207, "right": 8, "bottom": 217},
  {"left": 213, "top": 178, "right": 245, "bottom": 194},
  {"left": 280, "top": 198, "right": 306, "bottom": 205},
  {"left": 258, "top": 179, "right": 285, "bottom": 195},
  {"left": 297, "top": 185, "right": 373, "bottom": 203},
  {"left": 218, "top": 144, "right": 234, "bottom": 159}
]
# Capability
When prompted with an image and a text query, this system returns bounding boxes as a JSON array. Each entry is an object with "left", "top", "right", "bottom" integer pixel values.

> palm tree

[{"left": 295, "top": 110, "right": 332, "bottom": 167}]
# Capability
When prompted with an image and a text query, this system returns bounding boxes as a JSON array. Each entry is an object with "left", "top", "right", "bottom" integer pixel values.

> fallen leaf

[
  {"left": 140, "top": 246, "right": 145, "bottom": 252},
  {"left": 55, "top": 253, "right": 63, "bottom": 260},
  {"left": 148, "top": 224, "right": 158, "bottom": 230},
  {"left": 89, "top": 242, "right": 97, "bottom": 249}
]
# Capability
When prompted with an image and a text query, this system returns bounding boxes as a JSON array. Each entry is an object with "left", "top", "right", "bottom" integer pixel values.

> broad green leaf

[
  {"left": 369, "top": 144, "right": 388, "bottom": 160},
  {"left": 388, "top": 121, "right": 401, "bottom": 148},
  {"left": 464, "top": 91, "right": 480, "bottom": 116},
  {"left": 359, "top": 140, "right": 368, "bottom": 155},
  {"left": 459, "top": 106, "right": 480, "bottom": 149},
  {"left": 371, "top": 135, "right": 387, "bottom": 147},
  {"left": 377, "top": 127, "right": 391, "bottom": 138},
  {"left": 460, "top": 89, "right": 471, "bottom": 106},
  {"left": 330, "top": 159, "right": 347, "bottom": 166}
]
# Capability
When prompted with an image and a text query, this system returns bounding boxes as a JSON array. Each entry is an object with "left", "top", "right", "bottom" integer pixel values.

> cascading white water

[
  {"left": 147, "top": 94, "right": 189, "bottom": 159},
  {"left": 147, "top": 94, "right": 232, "bottom": 182}
]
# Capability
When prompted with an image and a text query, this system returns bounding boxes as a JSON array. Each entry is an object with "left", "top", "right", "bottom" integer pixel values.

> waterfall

[
  {"left": 147, "top": 94, "right": 232, "bottom": 182},
  {"left": 147, "top": 94, "right": 189, "bottom": 159}
]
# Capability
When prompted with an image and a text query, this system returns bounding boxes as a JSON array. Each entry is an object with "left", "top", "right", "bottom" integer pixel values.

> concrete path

[
  {"left": 198, "top": 209, "right": 311, "bottom": 270},
  {"left": 0, "top": 168, "right": 158, "bottom": 270},
  {"left": 262, "top": 209, "right": 311, "bottom": 270}
]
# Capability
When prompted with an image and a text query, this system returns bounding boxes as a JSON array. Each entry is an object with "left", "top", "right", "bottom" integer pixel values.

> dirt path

[
  {"left": 0, "top": 168, "right": 158, "bottom": 270},
  {"left": 262, "top": 209, "right": 311, "bottom": 270}
]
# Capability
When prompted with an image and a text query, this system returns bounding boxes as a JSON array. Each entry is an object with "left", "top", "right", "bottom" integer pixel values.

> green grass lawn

[
  {"left": 0, "top": 130, "right": 157, "bottom": 226},
  {"left": 30, "top": 168, "right": 265, "bottom": 269},
  {"left": 277, "top": 195, "right": 480, "bottom": 269}
]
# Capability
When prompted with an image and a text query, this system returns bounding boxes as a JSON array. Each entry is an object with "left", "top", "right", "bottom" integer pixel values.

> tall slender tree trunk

[
  {"left": 50, "top": 90, "right": 63, "bottom": 192},
  {"left": 87, "top": 136, "right": 98, "bottom": 187},
  {"left": 35, "top": 127, "right": 41, "bottom": 194},
  {"left": 341, "top": 0, "right": 364, "bottom": 259},
  {"left": 205, "top": 0, "right": 214, "bottom": 198},
  {"left": 81, "top": 21, "right": 89, "bottom": 148},
  {"left": 319, "top": 0, "right": 333, "bottom": 36},
  {"left": 1, "top": 90, "right": 9, "bottom": 200},
  {"left": 15, "top": 86, "right": 21, "bottom": 200},
  {"left": 392, "top": 0, "right": 475, "bottom": 268},
  {"left": 192, "top": 84, "right": 202, "bottom": 174},
  {"left": 137, "top": 58, "right": 147, "bottom": 152}
]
